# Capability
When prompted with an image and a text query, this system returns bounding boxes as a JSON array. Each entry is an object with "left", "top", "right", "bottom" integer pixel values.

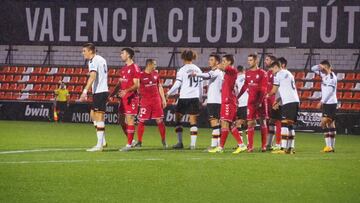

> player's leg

[
  {"left": 119, "top": 114, "right": 136, "bottom": 151},
  {"left": 231, "top": 119, "right": 247, "bottom": 154},
  {"left": 189, "top": 115, "right": 198, "bottom": 149},
  {"left": 246, "top": 103, "right": 257, "bottom": 152},
  {"left": 173, "top": 112, "right": 184, "bottom": 149},
  {"left": 235, "top": 118, "right": 247, "bottom": 145},
  {"left": 259, "top": 118, "right": 268, "bottom": 152},
  {"left": 209, "top": 119, "right": 228, "bottom": 153},
  {"left": 90, "top": 109, "right": 107, "bottom": 147},
  {"left": 329, "top": 121, "right": 336, "bottom": 151},
  {"left": 118, "top": 101, "right": 127, "bottom": 136},
  {"left": 134, "top": 106, "right": 150, "bottom": 147},
  {"left": 287, "top": 120, "right": 296, "bottom": 154},
  {"left": 87, "top": 93, "right": 107, "bottom": 152},
  {"left": 267, "top": 118, "right": 275, "bottom": 150},
  {"left": 209, "top": 118, "right": 220, "bottom": 148},
  {"left": 321, "top": 117, "right": 331, "bottom": 151},
  {"left": 155, "top": 118, "right": 167, "bottom": 148}
]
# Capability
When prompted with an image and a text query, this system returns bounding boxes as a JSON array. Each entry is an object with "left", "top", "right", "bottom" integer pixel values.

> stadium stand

[{"left": 0, "top": 65, "right": 359, "bottom": 111}]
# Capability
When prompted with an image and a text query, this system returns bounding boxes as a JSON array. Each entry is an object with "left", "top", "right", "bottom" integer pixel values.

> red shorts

[
  {"left": 138, "top": 101, "right": 164, "bottom": 121},
  {"left": 267, "top": 96, "right": 275, "bottom": 115},
  {"left": 247, "top": 99, "right": 269, "bottom": 120},
  {"left": 220, "top": 102, "right": 237, "bottom": 122},
  {"left": 119, "top": 96, "right": 139, "bottom": 115}
]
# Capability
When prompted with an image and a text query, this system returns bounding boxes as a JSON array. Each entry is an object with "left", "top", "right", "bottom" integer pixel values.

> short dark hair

[
  {"left": 83, "top": 43, "right": 96, "bottom": 53},
  {"left": 278, "top": 57, "right": 288, "bottom": 67},
  {"left": 320, "top": 60, "right": 331, "bottom": 68},
  {"left": 209, "top": 54, "right": 221, "bottom": 63},
  {"left": 266, "top": 54, "right": 277, "bottom": 62},
  {"left": 237, "top": 65, "right": 244, "bottom": 72},
  {"left": 270, "top": 61, "right": 281, "bottom": 68},
  {"left": 248, "top": 53, "right": 258, "bottom": 61},
  {"left": 222, "top": 54, "right": 234, "bottom": 65},
  {"left": 181, "top": 49, "right": 197, "bottom": 61},
  {"left": 121, "top": 47, "right": 135, "bottom": 59},
  {"left": 145, "top": 58, "right": 156, "bottom": 66}
]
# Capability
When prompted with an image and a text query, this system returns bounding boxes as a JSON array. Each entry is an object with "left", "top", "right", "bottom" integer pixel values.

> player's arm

[
  {"left": 192, "top": 71, "right": 215, "bottom": 80},
  {"left": 166, "top": 69, "right": 183, "bottom": 97},
  {"left": 109, "top": 82, "right": 121, "bottom": 98},
  {"left": 158, "top": 84, "right": 167, "bottom": 108},
  {"left": 258, "top": 72, "right": 268, "bottom": 105},
  {"left": 268, "top": 85, "right": 279, "bottom": 97},
  {"left": 119, "top": 78, "right": 139, "bottom": 98},
  {"left": 311, "top": 65, "right": 322, "bottom": 75},
  {"left": 80, "top": 71, "right": 96, "bottom": 101}
]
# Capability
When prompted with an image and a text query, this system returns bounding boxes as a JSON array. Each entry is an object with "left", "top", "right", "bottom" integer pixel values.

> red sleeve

[
  {"left": 133, "top": 65, "right": 141, "bottom": 79},
  {"left": 225, "top": 66, "right": 236, "bottom": 75},
  {"left": 259, "top": 70, "right": 268, "bottom": 102}
]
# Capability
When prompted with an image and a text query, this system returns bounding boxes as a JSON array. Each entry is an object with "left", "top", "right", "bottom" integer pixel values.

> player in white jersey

[
  {"left": 166, "top": 50, "right": 203, "bottom": 149},
  {"left": 267, "top": 61, "right": 299, "bottom": 154},
  {"left": 79, "top": 43, "right": 109, "bottom": 152},
  {"left": 190, "top": 54, "right": 223, "bottom": 149},
  {"left": 311, "top": 60, "right": 338, "bottom": 153},
  {"left": 234, "top": 65, "right": 248, "bottom": 146}
]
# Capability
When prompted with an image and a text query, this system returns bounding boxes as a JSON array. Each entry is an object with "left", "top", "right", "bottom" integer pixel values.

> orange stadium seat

[
  {"left": 342, "top": 92, "right": 353, "bottom": 100},
  {"left": 33, "top": 84, "right": 42, "bottom": 92},
  {"left": 108, "top": 69, "right": 116, "bottom": 76},
  {"left": 32, "top": 67, "right": 42, "bottom": 74},
  {"left": 340, "top": 102, "right": 352, "bottom": 110},
  {"left": 41, "top": 67, "right": 50, "bottom": 74},
  {"left": 54, "top": 76, "right": 62, "bottom": 83},
  {"left": 353, "top": 92, "right": 360, "bottom": 100},
  {"left": 13, "top": 75, "right": 21, "bottom": 82},
  {"left": 0, "top": 75, "right": 5, "bottom": 82},
  {"left": 58, "top": 67, "right": 66, "bottom": 74},
  {"left": 355, "top": 73, "right": 360, "bottom": 80},
  {"left": 167, "top": 70, "right": 176, "bottom": 77},
  {"left": 0, "top": 66, "right": 10, "bottom": 73},
  {"left": 37, "top": 75, "right": 45, "bottom": 82},
  {"left": 73, "top": 68, "right": 82, "bottom": 75},
  {"left": 46, "top": 76, "right": 54, "bottom": 82},
  {"left": 42, "top": 84, "right": 50, "bottom": 91},
  {"left": 309, "top": 101, "right": 320, "bottom": 109},
  {"left": 336, "top": 92, "right": 343, "bottom": 99},
  {"left": 337, "top": 82, "right": 344, "bottom": 90},
  {"left": 74, "top": 85, "right": 82, "bottom": 93},
  {"left": 344, "top": 82, "right": 354, "bottom": 90},
  {"left": 49, "top": 85, "right": 57, "bottom": 91},
  {"left": 296, "top": 72, "right": 305, "bottom": 80},
  {"left": 78, "top": 77, "right": 87, "bottom": 84},
  {"left": 9, "top": 66, "right": 17, "bottom": 73},
  {"left": 37, "top": 93, "right": 46, "bottom": 100},
  {"left": 1, "top": 83, "right": 9, "bottom": 90},
  {"left": 295, "top": 81, "right": 304, "bottom": 89},
  {"left": 8, "top": 83, "right": 17, "bottom": 90},
  {"left": 45, "top": 93, "right": 54, "bottom": 101},
  {"left": 314, "top": 82, "right": 321, "bottom": 90},
  {"left": 300, "top": 91, "right": 311, "bottom": 99},
  {"left": 67, "top": 85, "right": 75, "bottom": 92},
  {"left": 16, "top": 84, "right": 25, "bottom": 91},
  {"left": 5, "top": 75, "right": 13, "bottom": 82},
  {"left": 345, "top": 73, "right": 355, "bottom": 80},
  {"left": 29, "top": 76, "right": 37, "bottom": 82},
  {"left": 115, "top": 69, "right": 121, "bottom": 76},
  {"left": 65, "top": 68, "right": 74, "bottom": 75},
  {"left": 70, "top": 76, "right": 78, "bottom": 84},
  {"left": 16, "top": 66, "right": 25, "bottom": 73},
  {"left": 300, "top": 101, "right": 310, "bottom": 109},
  {"left": 167, "top": 98, "right": 176, "bottom": 105},
  {"left": 159, "top": 70, "right": 167, "bottom": 77},
  {"left": 352, "top": 103, "right": 360, "bottom": 110}
]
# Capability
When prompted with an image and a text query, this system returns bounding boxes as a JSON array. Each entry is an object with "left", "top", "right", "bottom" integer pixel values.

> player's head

[
  {"left": 270, "top": 61, "right": 281, "bottom": 74},
  {"left": 120, "top": 47, "right": 135, "bottom": 62},
  {"left": 208, "top": 54, "right": 221, "bottom": 69},
  {"left": 237, "top": 65, "right": 245, "bottom": 74},
  {"left": 247, "top": 53, "right": 258, "bottom": 68},
  {"left": 60, "top": 82, "right": 65, "bottom": 89},
  {"left": 278, "top": 57, "right": 288, "bottom": 69},
  {"left": 181, "top": 49, "right": 197, "bottom": 63},
  {"left": 319, "top": 60, "right": 332, "bottom": 73},
  {"left": 220, "top": 54, "right": 234, "bottom": 70},
  {"left": 82, "top": 43, "right": 96, "bottom": 60},
  {"left": 264, "top": 54, "right": 276, "bottom": 68},
  {"left": 145, "top": 59, "right": 157, "bottom": 71}
]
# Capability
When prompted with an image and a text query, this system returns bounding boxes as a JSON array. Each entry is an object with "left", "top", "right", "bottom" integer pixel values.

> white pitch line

[{"left": 0, "top": 148, "right": 85, "bottom": 155}]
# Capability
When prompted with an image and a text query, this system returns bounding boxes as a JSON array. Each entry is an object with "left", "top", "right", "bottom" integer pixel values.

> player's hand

[
  {"left": 317, "top": 102, "right": 323, "bottom": 109},
  {"left": 79, "top": 91, "right": 87, "bottom": 102},
  {"left": 119, "top": 90, "right": 127, "bottom": 98},
  {"left": 272, "top": 102, "right": 279, "bottom": 110}
]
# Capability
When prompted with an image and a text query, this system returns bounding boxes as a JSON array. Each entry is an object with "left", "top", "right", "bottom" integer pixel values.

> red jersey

[
  {"left": 221, "top": 66, "right": 238, "bottom": 104},
  {"left": 267, "top": 70, "right": 274, "bottom": 93},
  {"left": 239, "top": 68, "right": 268, "bottom": 105},
  {"left": 139, "top": 70, "right": 161, "bottom": 104},
  {"left": 119, "top": 63, "right": 140, "bottom": 98}
]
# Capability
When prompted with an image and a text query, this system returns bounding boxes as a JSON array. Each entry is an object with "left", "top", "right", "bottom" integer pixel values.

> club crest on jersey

[
  {"left": 256, "top": 74, "right": 259, "bottom": 79},
  {"left": 128, "top": 69, "right": 131, "bottom": 74}
]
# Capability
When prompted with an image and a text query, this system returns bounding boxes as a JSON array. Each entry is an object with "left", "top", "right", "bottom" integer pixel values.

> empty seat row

[
  {"left": 296, "top": 81, "right": 360, "bottom": 91},
  {"left": 295, "top": 71, "right": 360, "bottom": 81}
]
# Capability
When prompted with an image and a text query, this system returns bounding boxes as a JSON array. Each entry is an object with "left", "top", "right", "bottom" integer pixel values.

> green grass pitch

[{"left": 0, "top": 121, "right": 359, "bottom": 203}]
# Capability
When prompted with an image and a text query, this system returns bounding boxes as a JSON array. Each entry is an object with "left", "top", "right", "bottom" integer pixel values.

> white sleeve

[
  {"left": 197, "top": 71, "right": 213, "bottom": 79},
  {"left": 175, "top": 69, "right": 183, "bottom": 83},
  {"left": 167, "top": 69, "right": 183, "bottom": 96},
  {"left": 198, "top": 78, "right": 203, "bottom": 100},
  {"left": 328, "top": 74, "right": 337, "bottom": 87},
  {"left": 311, "top": 65, "right": 321, "bottom": 75},
  {"left": 273, "top": 74, "right": 280, "bottom": 86},
  {"left": 89, "top": 60, "right": 98, "bottom": 72}
]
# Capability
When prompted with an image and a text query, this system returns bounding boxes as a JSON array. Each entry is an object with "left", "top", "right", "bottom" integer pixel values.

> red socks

[
  {"left": 220, "top": 128, "right": 229, "bottom": 148},
  {"left": 260, "top": 125, "right": 268, "bottom": 149},
  {"left": 127, "top": 125, "right": 135, "bottom": 145},
  {"left": 157, "top": 122, "right": 166, "bottom": 141},
  {"left": 247, "top": 127, "right": 255, "bottom": 149},
  {"left": 231, "top": 127, "right": 243, "bottom": 145},
  {"left": 275, "top": 120, "right": 282, "bottom": 145},
  {"left": 137, "top": 122, "right": 145, "bottom": 142}
]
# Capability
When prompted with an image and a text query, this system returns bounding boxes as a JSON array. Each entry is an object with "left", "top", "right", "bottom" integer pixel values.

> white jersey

[
  {"left": 167, "top": 64, "right": 203, "bottom": 99},
  {"left": 235, "top": 74, "right": 249, "bottom": 107},
  {"left": 88, "top": 55, "right": 108, "bottom": 94},
  {"left": 273, "top": 69, "right": 300, "bottom": 105},
  {"left": 311, "top": 65, "right": 338, "bottom": 104},
  {"left": 197, "top": 68, "right": 223, "bottom": 104}
]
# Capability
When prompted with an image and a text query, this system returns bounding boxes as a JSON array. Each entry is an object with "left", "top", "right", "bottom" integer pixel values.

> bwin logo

[{"left": 25, "top": 105, "right": 49, "bottom": 117}]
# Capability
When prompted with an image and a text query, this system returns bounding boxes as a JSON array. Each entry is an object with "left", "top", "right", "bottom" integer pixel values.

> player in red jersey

[
  {"left": 110, "top": 48, "right": 140, "bottom": 152},
  {"left": 264, "top": 55, "right": 282, "bottom": 150},
  {"left": 208, "top": 55, "right": 247, "bottom": 153},
  {"left": 133, "top": 59, "right": 167, "bottom": 148},
  {"left": 238, "top": 53, "right": 268, "bottom": 152}
]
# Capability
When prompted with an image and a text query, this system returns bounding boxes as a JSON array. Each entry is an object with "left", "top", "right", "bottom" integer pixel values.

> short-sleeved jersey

[
  {"left": 221, "top": 66, "right": 238, "bottom": 104},
  {"left": 239, "top": 68, "right": 268, "bottom": 105},
  {"left": 55, "top": 88, "right": 69, "bottom": 102},
  {"left": 139, "top": 70, "right": 161, "bottom": 104},
  {"left": 119, "top": 63, "right": 141, "bottom": 98},
  {"left": 267, "top": 70, "right": 274, "bottom": 93},
  {"left": 168, "top": 64, "right": 203, "bottom": 99},
  {"left": 235, "top": 74, "right": 249, "bottom": 107},
  {"left": 273, "top": 69, "right": 300, "bottom": 105},
  {"left": 197, "top": 68, "right": 223, "bottom": 104},
  {"left": 88, "top": 55, "right": 109, "bottom": 94},
  {"left": 311, "top": 65, "right": 338, "bottom": 104}
]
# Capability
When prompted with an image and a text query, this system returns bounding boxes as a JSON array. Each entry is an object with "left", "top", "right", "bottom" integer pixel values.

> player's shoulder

[{"left": 93, "top": 54, "right": 106, "bottom": 63}]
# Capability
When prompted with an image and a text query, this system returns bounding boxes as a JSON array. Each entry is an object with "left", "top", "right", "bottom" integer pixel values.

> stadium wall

[{"left": 0, "top": 45, "right": 358, "bottom": 69}]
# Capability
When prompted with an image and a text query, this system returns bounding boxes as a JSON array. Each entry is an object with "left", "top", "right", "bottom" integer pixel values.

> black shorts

[
  {"left": 176, "top": 98, "right": 200, "bottom": 115},
  {"left": 237, "top": 106, "right": 247, "bottom": 120},
  {"left": 56, "top": 101, "right": 67, "bottom": 112},
  {"left": 270, "top": 106, "right": 282, "bottom": 120},
  {"left": 207, "top": 103, "right": 221, "bottom": 119},
  {"left": 322, "top": 104, "right": 337, "bottom": 120},
  {"left": 92, "top": 92, "right": 108, "bottom": 112},
  {"left": 281, "top": 102, "right": 299, "bottom": 122}
]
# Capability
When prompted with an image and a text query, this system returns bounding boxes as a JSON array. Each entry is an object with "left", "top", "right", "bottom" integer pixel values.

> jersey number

[{"left": 189, "top": 77, "right": 200, "bottom": 87}]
